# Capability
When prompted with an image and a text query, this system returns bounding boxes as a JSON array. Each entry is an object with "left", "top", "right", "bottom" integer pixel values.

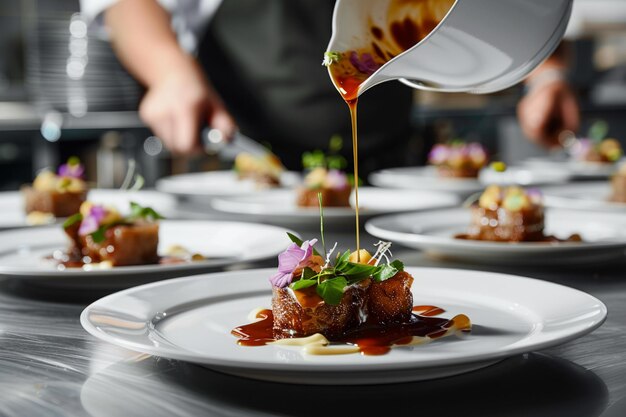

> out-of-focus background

[{"left": 1, "top": 0, "right": 626, "bottom": 189}]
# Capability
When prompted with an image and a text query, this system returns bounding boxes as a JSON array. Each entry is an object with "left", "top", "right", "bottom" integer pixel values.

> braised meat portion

[
  {"left": 272, "top": 280, "right": 370, "bottom": 339},
  {"left": 23, "top": 186, "right": 86, "bottom": 217}
]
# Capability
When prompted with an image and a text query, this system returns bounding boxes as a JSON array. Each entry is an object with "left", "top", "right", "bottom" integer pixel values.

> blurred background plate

[
  {"left": 543, "top": 182, "right": 625, "bottom": 211},
  {"left": 210, "top": 188, "right": 460, "bottom": 226},
  {"left": 156, "top": 171, "right": 302, "bottom": 205},
  {"left": 369, "top": 167, "right": 483, "bottom": 197},
  {"left": 365, "top": 207, "right": 626, "bottom": 265},
  {"left": 0, "top": 220, "right": 293, "bottom": 289}
]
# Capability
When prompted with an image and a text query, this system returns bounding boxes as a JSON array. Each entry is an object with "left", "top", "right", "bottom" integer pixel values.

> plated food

[
  {"left": 210, "top": 188, "right": 460, "bottom": 226},
  {"left": 428, "top": 142, "right": 489, "bottom": 178},
  {"left": 80, "top": 266, "right": 606, "bottom": 384},
  {"left": 297, "top": 168, "right": 351, "bottom": 208},
  {"left": 21, "top": 157, "right": 87, "bottom": 224},
  {"left": 458, "top": 186, "right": 581, "bottom": 243},
  {"left": 234, "top": 152, "right": 285, "bottom": 187},
  {"left": 57, "top": 201, "right": 163, "bottom": 269},
  {"left": 610, "top": 163, "right": 626, "bottom": 203},
  {"left": 0, "top": 220, "right": 294, "bottom": 290},
  {"left": 365, "top": 205, "right": 626, "bottom": 265},
  {"left": 233, "top": 236, "right": 470, "bottom": 355},
  {"left": 571, "top": 137, "right": 622, "bottom": 165}
]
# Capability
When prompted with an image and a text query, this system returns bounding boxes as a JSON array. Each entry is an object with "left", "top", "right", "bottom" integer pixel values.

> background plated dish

[
  {"left": 543, "top": 182, "right": 625, "bottom": 212},
  {"left": 523, "top": 157, "right": 618, "bottom": 179},
  {"left": 0, "top": 221, "right": 293, "bottom": 289},
  {"left": 365, "top": 208, "right": 626, "bottom": 265},
  {"left": 81, "top": 267, "right": 606, "bottom": 385},
  {"left": 369, "top": 166, "right": 483, "bottom": 196},
  {"left": 0, "top": 189, "right": 178, "bottom": 230},
  {"left": 210, "top": 188, "right": 460, "bottom": 226},
  {"left": 155, "top": 171, "right": 302, "bottom": 205}
]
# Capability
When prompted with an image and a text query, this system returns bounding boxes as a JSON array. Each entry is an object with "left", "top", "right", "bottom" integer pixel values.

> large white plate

[
  {"left": 365, "top": 207, "right": 626, "bottom": 265},
  {"left": 369, "top": 166, "right": 570, "bottom": 197},
  {"left": 524, "top": 157, "right": 618, "bottom": 179},
  {"left": 543, "top": 182, "right": 625, "bottom": 212},
  {"left": 80, "top": 267, "right": 606, "bottom": 385},
  {"left": 0, "top": 189, "right": 178, "bottom": 230},
  {"left": 369, "top": 166, "right": 483, "bottom": 196},
  {"left": 210, "top": 188, "right": 460, "bottom": 224},
  {"left": 0, "top": 221, "right": 293, "bottom": 289},
  {"left": 478, "top": 165, "right": 571, "bottom": 186},
  {"left": 156, "top": 171, "right": 301, "bottom": 202}
]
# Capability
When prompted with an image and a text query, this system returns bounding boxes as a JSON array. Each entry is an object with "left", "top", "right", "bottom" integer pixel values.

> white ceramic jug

[{"left": 327, "top": 0, "right": 573, "bottom": 95}]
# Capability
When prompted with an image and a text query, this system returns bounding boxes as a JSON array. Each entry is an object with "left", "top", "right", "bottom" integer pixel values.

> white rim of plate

[
  {"left": 80, "top": 267, "right": 607, "bottom": 373},
  {"left": 0, "top": 220, "right": 295, "bottom": 277}
]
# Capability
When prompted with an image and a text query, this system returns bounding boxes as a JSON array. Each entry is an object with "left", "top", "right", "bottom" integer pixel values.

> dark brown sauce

[
  {"left": 232, "top": 306, "right": 471, "bottom": 355},
  {"left": 46, "top": 253, "right": 191, "bottom": 268},
  {"left": 454, "top": 233, "right": 583, "bottom": 243}
]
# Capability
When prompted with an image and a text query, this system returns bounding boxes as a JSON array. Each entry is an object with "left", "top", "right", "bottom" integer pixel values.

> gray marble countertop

[{"left": 0, "top": 228, "right": 625, "bottom": 417}]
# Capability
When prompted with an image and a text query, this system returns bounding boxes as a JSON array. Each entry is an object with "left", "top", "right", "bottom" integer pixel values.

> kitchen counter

[{"left": 0, "top": 230, "right": 624, "bottom": 416}]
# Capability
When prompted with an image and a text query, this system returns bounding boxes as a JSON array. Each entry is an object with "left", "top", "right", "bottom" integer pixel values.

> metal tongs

[{"left": 201, "top": 127, "right": 269, "bottom": 161}]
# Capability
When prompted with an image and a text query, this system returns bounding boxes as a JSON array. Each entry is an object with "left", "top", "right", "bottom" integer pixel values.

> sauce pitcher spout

[{"left": 325, "top": 0, "right": 573, "bottom": 96}]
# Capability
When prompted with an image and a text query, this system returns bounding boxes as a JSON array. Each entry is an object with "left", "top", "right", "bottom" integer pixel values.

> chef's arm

[
  {"left": 104, "top": 0, "right": 235, "bottom": 153},
  {"left": 516, "top": 42, "right": 580, "bottom": 148}
]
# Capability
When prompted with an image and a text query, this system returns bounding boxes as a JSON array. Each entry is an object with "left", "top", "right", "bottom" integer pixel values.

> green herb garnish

[{"left": 322, "top": 51, "right": 343, "bottom": 67}]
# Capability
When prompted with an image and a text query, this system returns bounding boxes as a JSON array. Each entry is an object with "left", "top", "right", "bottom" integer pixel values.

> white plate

[
  {"left": 365, "top": 207, "right": 626, "bottom": 265},
  {"left": 543, "top": 182, "right": 625, "bottom": 212},
  {"left": 369, "top": 166, "right": 483, "bottom": 196},
  {"left": 80, "top": 267, "right": 606, "bottom": 385},
  {"left": 524, "top": 157, "right": 618, "bottom": 179},
  {"left": 0, "top": 221, "right": 293, "bottom": 289},
  {"left": 156, "top": 171, "right": 301, "bottom": 201},
  {"left": 210, "top": 188, "right": 460, "bottom": 224},
  {"left": 478, "top": 166, "right": 571, "bottom": 187},
  {"left": 0, "top": 189, "right": 178, "bottom": 230}
]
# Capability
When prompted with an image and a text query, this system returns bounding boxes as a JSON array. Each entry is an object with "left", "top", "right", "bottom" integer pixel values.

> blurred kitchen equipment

[
  {"left": 327, "top": 0, "right": 573, "bottom": 95},
  {"left": 25, "top": 10, "right": 143, "bottom": 115}
]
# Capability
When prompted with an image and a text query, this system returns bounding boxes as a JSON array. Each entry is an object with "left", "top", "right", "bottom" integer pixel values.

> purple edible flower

[
  {"left": 349, "top": 52, "right": 381, "bottom": 75},
  {"left": 58, "top": 159, "right": 85, "bottom": 179},
  {"left": 428, "top": 144, "right": 450, "bottom": 165},
  {"left": 526, "top": 188, "right": 543, "bottom": 204},
  {"left": 79, "top": 205, "right": 107, "bottom": 236},
  {"left": 325, "top": 169, "right": 349, "bottom": 190},
  {"left": 269, "top": 239, "right": 318, "bottom": 288},
  {"left": 571, "top": 138, "right": 593, "bottom": 160}
]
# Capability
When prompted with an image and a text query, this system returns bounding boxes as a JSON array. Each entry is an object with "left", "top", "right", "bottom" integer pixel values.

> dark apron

[{"left": 198, "top": 0, "right": 413, "bottom": 174}]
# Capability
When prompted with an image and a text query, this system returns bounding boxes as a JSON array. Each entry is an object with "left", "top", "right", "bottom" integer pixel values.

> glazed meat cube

[
  {"left": 22, "top": 186, "right": 86, "bottom": 217},
  {"left": 272, "top": 280, "right": 370, "bottom": 339},
  {"left": 296, "top": 187, "right": 351, "bottom": 208},
  {"left": 366, "top": 270, "right": 414, "bottom": 325},
  {"left": 68, "top": 222, "right": 159, "bottom": 266},
  {"left": 468, "top": 206, "right": 544, "bottom": 242}
]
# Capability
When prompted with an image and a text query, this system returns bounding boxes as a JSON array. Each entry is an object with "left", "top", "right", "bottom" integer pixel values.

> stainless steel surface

[{"left": 0, "top": 229, "right": 624, "bottom": 416}]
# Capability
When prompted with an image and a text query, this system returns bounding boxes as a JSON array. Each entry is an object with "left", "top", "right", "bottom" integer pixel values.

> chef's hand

[
  {"left": 138, "top": 57, "right": 236, "bottom": 154},
  {"left": 517, "top": 72, "right": 580, "bottom": 149}
]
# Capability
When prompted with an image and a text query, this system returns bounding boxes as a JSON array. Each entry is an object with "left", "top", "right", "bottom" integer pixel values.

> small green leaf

[
  {"left": 329, "top": 135, "right": 343, "bottom": 153},
  {"left": 372, "top": 264, "right": 399, "bottom": 282},
  {"left": 322, "top": 51, "right": 343, "bottom": 67},
  {"left": 63, "top": 213, "right": 83, "bottom": 229},
  {"left": 67, "top": 156, "right": 81, "bottom": 166},
  {"left": 316, "top": 276, "right": 347, "bottom": 305},
  {"left": 90, "top": 226, "right": 108, "bottom": 244},
  {"left": 338, "top": 262, "right": 380, "bottom": 280},
  {"left": 390, "top": 259, "right": 404, "bottom": 271},
  {"left": 128, "top": 201, "right": 164, "bottom": 221},
  {"left": 286, "top": 233, "right": 322, "bottom": 257},
  {"left": 334, "top": 250, "right": 351, "bottom": 269},
  {"left": 589, "top": 120, "right": 609, "bottom": 142},
  {"left": 302, "top": 267, "right": 317, "bottom": 280},
  {"left": 291, "top": 279, "right": 317, "bottom": 291}
]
